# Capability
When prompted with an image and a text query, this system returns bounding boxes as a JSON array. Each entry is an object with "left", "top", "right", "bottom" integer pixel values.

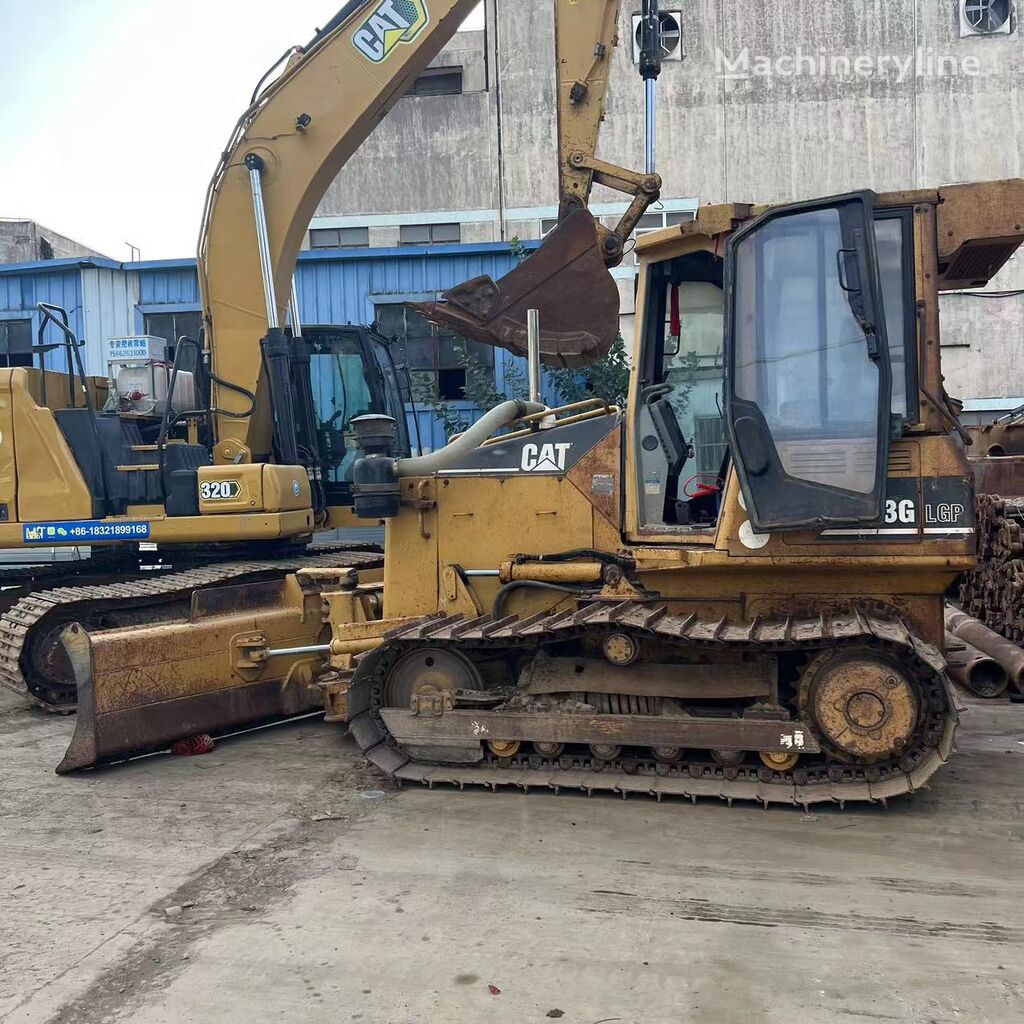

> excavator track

[
  {"left": 0, "top": 547, "right": 384, "bottom": 713},
  {"left": 348, "top": 602, "right": 958, "bottom": 808}
]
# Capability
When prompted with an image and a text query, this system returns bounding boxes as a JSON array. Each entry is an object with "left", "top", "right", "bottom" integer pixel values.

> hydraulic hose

[
  {"left": 492, "top": 580, "right": 597, "bottom": 621},
  {"left": 394, "top": 400, "right": 547, "bottom": 478}
]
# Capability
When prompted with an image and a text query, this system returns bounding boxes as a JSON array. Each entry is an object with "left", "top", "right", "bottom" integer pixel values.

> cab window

[{"left": 635, "top": 250, "right": 728, "bottom": 532}]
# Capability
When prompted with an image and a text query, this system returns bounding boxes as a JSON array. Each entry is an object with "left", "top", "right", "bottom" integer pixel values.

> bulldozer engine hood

[{"left": 435, "top": 412, "right": 620, "bottom": 478}]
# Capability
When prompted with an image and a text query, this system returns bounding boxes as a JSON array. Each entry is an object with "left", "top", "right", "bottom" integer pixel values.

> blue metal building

[{"left": 0, "top": 242, "right": 557, "bottom": 453}]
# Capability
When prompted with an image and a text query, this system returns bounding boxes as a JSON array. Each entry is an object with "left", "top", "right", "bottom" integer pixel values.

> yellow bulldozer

[
  {"left": 28, "top": 0, "right": 1024, "bottom": 806},
  {"left": 59, "top": 170, "right": 1024, "bottom": 802}
]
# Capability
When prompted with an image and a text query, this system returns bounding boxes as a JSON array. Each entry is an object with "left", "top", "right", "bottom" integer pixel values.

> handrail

[
  {"left": 35, "top": 302, "right": 111, "bottom": 513},
  {"left": 35, "top": 302, "right": 93, "bottom": 414},
  {"left": 477, "top": 401, "right": 618, "bottom": 446}
]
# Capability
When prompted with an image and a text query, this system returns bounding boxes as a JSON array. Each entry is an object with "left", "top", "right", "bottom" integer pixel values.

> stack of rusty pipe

[
  {"left": 945, "top": 605, "right": 1024, "bottom": 698},
  {"left": 958, "top": 496, "right": 1024, "bottom": 643}
]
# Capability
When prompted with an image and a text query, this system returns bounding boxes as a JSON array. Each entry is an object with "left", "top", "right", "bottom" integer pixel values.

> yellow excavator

[
  {"left": 0, "top": 0, "right": 658, "bottom": 722},
  {"left": 51, "top": 0, "right": 1024, "bottom": 806}
]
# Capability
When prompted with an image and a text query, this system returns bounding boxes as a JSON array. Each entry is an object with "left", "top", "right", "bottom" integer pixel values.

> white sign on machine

[
  {"left": 104, "top": 336, "right": 196, "bottom": 417},
  {"left": 107, "top": 336, "right": 167, "bottom": 362}
]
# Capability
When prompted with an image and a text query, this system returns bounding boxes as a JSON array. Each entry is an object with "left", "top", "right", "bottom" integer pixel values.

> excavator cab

[{"left": 302, "top": 324, "right": 412, "bottom": 507}]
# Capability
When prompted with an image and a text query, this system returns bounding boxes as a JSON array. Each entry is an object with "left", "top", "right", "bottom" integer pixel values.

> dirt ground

[{"left": 1, "top": 685, "right": 1022, "bottom": 1024}]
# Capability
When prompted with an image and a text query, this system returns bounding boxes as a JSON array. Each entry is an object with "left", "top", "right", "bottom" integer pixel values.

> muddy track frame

[{"left": 348, "top": 602, "right": 958, "bottom": 808}]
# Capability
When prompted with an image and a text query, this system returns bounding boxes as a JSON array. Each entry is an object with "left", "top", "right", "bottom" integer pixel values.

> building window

[
  {"left": 309, "top": 226, "right": 370, "bottom": 249},
  {"left": 540, "top": 218, "right": 559, "bottom": 237},
  {"left": 144, "top": 311, "right": 203, "bottom": 370},
  {"left": 399, "top": 223, "right": 462, "bottom": 247},
  {"left": 376, "top": 303, "right": 493, "bottom": 401},
  {"left": 0, "top": 318, "right": 33, "bottom": 368},
  {"left": 410, "top": 67, "right": 464, "bottom": 96},
  {"left": 632, "top": 209, "right": 695, "bottom": 263}
]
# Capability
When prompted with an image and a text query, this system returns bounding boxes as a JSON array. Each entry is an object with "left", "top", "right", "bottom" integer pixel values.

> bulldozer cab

[{"left": 628, "top": 189, "right": 952, "bottom": 540}]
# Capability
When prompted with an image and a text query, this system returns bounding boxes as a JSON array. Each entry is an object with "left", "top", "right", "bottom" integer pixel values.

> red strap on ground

[{"left": 171, "top": 734, "right": 215, "bottom": 757}]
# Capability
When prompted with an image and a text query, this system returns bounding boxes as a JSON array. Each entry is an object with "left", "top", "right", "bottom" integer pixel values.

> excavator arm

[{"left": 199, "top": 0, "right": 660, "bottom": 465}]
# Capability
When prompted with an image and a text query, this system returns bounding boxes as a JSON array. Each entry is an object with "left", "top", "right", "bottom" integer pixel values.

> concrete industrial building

[
  {"left": 309, "top": 0, "right": 1024, "bottom": 416},
  {"left": 0, "top": 219, "right": 107, "bottom": 265}
]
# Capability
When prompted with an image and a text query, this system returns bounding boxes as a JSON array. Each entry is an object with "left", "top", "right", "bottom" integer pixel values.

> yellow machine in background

[
  {"left": 0, "top": 0, "right": 656, "bottom": 720},
  {"left": 60, "top": 178, "right": 1024, "bottom": 809}
]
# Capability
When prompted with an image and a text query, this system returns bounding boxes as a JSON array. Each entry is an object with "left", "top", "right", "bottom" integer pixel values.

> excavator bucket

[{"left": 412, "top": 208, "right": 620, "bottom": 368}]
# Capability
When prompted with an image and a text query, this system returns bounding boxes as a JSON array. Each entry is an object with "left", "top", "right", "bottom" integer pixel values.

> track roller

[
  {"left": 533, "top": 742, "right": 564, "bottom": 757},
  {"left": 711, "top": 750, "right": 745, "bottom": 768},
  {"left": 760, "top": 751, "right": 799, "bottom": 771},
  {"left": 487, "top": 740, "right": 521, "bottom": 757}
]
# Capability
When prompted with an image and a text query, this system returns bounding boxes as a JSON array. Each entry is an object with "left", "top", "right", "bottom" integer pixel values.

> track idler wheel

[
  {"left": 590, "top": 743, "right": 621, "bottom": 761},
  {"left": 385, "top": 647, "right": 480, "bottom": 708},
  {"left": 800, "top": 648, "right": 920, "bottom": 763}
]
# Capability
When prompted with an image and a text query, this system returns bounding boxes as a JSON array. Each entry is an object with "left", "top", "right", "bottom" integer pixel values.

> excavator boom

[{"left": 201, "top": 0, "right": 659, "bottom": 460}]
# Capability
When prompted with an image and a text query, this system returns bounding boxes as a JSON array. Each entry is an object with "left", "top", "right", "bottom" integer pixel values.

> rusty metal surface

[
  {"left": 943, "top": 631, "right": 1009, "bottom": 698},
  {"left": 968, "top": 422, "right": 1024, "bottom": 459},
  {"left": 799, "top": 649, "right": 918, "bottom": 762},
  {"left": 945, "top": 604, "right": 1024, "bottom": 694},
  {"left": 0, "top": 548, "right": 384, "bottom": 713},
  {"left": 958, "top": 496, "right": 1024, "bottom": 654},
  {"left": 969, "top": 456, "right": 1024, "bottom": 496},
  {"left": 348, "top": 601, "right": 957, "bottom": 807},
  {"left": 412, "top": 209, "right": 619, "bottom": 369},
  {"left": 55, "top": 623, "right": 323, "bottom": 774},
  {"left": 380, "top": 708, "right": 822, "bottom": 753},
  {"left": 520, "top": 653, "right": 772, "bottom": 699}
]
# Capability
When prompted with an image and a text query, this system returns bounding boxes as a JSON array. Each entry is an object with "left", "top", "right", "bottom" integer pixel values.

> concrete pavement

[{"left": 2, "top": 687, "right": 1022, "bottom": 1024}]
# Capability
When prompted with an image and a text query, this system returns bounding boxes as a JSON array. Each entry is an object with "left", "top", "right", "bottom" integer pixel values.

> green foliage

[
  {"left": 548, "top": 333, "right": 632, "bottom": 410},
  {"left": 413, "top": 339, "right": 530, "bottom": 440},
  {"left": 665, "top": 349, "right": 703, "bottom": 418},
  {"left": 508, "top": 235, "right": 530, "bottom": 262},
  {"left": 412, "top": 374, "right": 467, "bottom": 438}
]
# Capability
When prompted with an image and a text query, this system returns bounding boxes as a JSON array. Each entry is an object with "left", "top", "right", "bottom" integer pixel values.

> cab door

[{"left": 724, "top": 192, "right": 892, "bottom": 531}]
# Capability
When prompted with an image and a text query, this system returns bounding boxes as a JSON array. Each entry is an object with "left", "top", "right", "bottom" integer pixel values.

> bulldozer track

[
  {"left": 0, "top": 547, "right": 384, "bottom": 713},
  {"left": 349, "top": 601, "right": 957, "bottom": 808}
]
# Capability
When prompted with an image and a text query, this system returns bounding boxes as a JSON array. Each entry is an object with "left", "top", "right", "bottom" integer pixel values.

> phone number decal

[{"left": 22, "top": 520, "right": 151, "bottom": 543}]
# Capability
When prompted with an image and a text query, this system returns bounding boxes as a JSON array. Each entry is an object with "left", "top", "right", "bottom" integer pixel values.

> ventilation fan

[
  {"left": 960, "top": 0, "right": 1014, "bottom": 36},
  {"left": 632, "top": 11, "right": 683, "bottom": 63}
]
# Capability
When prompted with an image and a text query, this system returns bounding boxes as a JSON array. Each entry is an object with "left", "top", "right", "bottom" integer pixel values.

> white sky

[{"left": 0, "top": 1, "right": 486, "bottom": 262}]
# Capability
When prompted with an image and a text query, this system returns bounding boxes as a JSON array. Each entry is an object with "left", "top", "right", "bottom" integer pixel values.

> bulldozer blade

[
  {"left": 55, "top": 595, "right": 327, "bottom": 773},
  {"left": 412, "top": 208, "right": 620, "bottom": 368}
]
